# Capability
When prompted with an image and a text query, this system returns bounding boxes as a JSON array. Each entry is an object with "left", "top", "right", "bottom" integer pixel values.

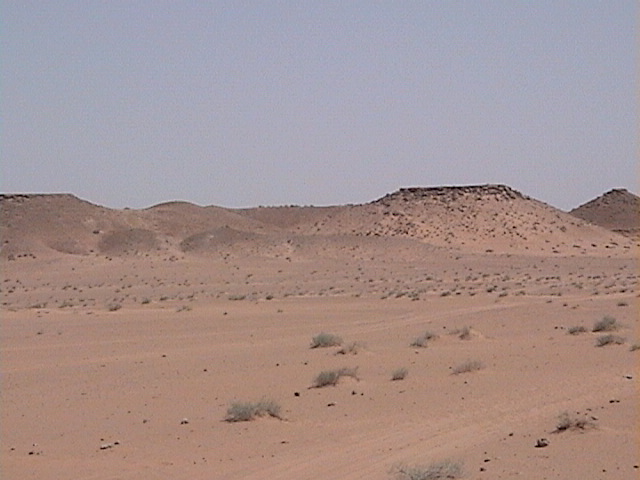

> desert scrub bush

[
  {"left": 310, "top": 332, "right": 343, "bottom": 348},
  {"left": 312, "top": 367, "right": 359, "bottom": 387},
  {"left": 336, "top": 341, "right": 364, "bottom": 355},
  {"left": 107, "top": 302, "right": 122, "bottom": 312},
  {"left": 592, "top": 315, "right": 619, "bottom": 332},
  {"left": 410, "top": 331, "right": 438, "bottom": 348},
  {"left": 452, "top": 326, "right": 473, "bottom": 340},
  {"left": 391, "top": 367, "right": 408, "bottom": 381},
  {"left": 451, "top": 360, "right": 484, "bottom": 375},
  {"left": 595, "top": 334, "right": 625, "bottom": 347},
  {"left": 629, "top": 343, "right": 640, "bottom": 352},
  {"left": 554, "top": 411, "right": 596, "bottom": 432},
  {"left": 225, "top": 399, "right": 282, "bottom": 422},
  {"left": 567, "top": 325, "right": 587, "bottom": 335},
  {"left": 391, "top": 459, "right": 463, "bottom": 480}
]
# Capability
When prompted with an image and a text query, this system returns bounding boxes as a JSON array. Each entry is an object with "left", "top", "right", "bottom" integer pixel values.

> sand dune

[{"left": 1, "top": 186, "right": 638, "bottom": 479}]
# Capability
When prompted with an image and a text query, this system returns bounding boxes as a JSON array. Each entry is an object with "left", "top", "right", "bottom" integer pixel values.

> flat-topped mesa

[
  {"left": 374, "top": 184, "right": 527, "bottom": 205},
  {"left": 1, "top": 193, "right": 77, "bottom": 202}
]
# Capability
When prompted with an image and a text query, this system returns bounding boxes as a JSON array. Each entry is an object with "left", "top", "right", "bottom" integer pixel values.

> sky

[{"left": 2, "top": 1, "right": 637, "bottom": 210}]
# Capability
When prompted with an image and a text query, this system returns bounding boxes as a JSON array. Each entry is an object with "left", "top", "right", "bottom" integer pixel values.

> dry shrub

[
  {"left": 225, "top": 399, "right": 282, "bottom": 422},
  {"left": 391, "top": 459, "right": 463, "bottom": 480},
  {"left": 595, "top": 334, "right": 625, "bottom": 347},
  {"left": 567, "top": 325, "right": 587, "bottom": 335},
  {"left": 391, "top": 367, "right": 408, "bottom": 381},
  {"left": 410, "top": 331, "right": 438, "bottom": 348},
  {"left": 312, "top": 367, "right": 359, "bottom": 387},
  {"left": 452, "top": 360, "right": 484, "bottom": 375},
  {"left": 310, "top": 332, "right": 343, "bottom": 348},
  {"left": 555, "top": 411, "right": 596, "bottom": 432},
  {"left": 592, "top": 315, "right": 618, "bottom": 332},
  {"left": 336, "top": 342, "right": 365, "bottom": 355}
]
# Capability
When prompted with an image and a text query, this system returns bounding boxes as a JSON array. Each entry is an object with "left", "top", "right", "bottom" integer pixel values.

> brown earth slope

[
  {"left": 569, "top": 188, "right": 640, "bottom": 239},
  {"left": 1, "top": 185, "right": 636, "bottom": 259}
]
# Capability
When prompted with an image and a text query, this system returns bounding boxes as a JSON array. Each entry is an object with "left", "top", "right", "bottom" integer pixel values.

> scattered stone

[
  {"left": 294, "top": 392, "right": 300, "bottom": 397},
  {"left": 535, "top": 438, "right": 549, "bottom": 448}
]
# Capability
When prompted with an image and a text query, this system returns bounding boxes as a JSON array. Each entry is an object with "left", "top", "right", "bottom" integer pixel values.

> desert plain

[{"left": 1, "top": 185, "right": 638, "bottom": 479}]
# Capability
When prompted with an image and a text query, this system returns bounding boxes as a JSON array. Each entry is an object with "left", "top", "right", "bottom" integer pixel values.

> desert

[{"left": 1, "top": 185, "right": 638, "bottom": 479}]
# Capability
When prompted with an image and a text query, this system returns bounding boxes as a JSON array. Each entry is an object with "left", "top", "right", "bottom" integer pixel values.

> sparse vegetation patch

[
  {"left": 555, "top": 411, "right": 596, "bottom": 432},
  {"left": 595, "top": 334, "right": 625, "bottom": 347},
  {"left": 452, "top": 360, "right": 484, "bottom": 375},
  {"left": 410, "top": 331, "right": 438, "bottom": 348},
  {"left": 310, "top": 332, "right": 343, "bottom": 348},
  {"left": 391, "top": 459, "right": 463, "bottom": 480},
  {"left": 225, "top": 399, "right": 282, "bottom": 422},
  {"left": 391, "top": 367, "right": 408, "bottom": 381},
  {"left": 567, "top": 325, "right": 587, "bottom": 335},
  {"left": 452, "top": 326, "right": 473, "bottom": 340},
  {"left": 312, "top": 367, "right": 359, "bottom": 387},
  {"left": 592, "top": 315, "right": 619, "bottom": 332},
  {"left": 336, "top": 341, "right": 364, "bottom": 355}
]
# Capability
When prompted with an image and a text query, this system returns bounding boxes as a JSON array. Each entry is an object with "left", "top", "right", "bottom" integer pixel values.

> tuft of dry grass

[
  {"left": 554, "top": 411, "right": 596, "bottom": 432},
  {"left": 391, "top": 367, "right": 408, "bottom": 381},
  {"left": 336, "top": 341, "right": 364, "bottom": 355},
  {"left": 567, "top": 325, "right": 587, "bottom": 335},
  {"left": 592, "top": 315, "right": 619, "bottom": 332},
  {"left": 452, "top": 360, "right": 484, "bottom": 375},
  {"left": 410, "top": 331, "right": 438, "bottom": 348},
  {"left": 391, "top": 459, "right": 463, "bottom": 480},
  {"left": 595, "top": 334, "right": 625, "bottom": 347},
  {"left": 312, "top": 367, "right": 359, "bottom": 387},
  {"left": 225, "top": 399, "right": 282, "bottom": 422},
  {"left": 310, "top": 332, "right": 343, "bottom": 349},
  {"left": 451, "top": 326, "right": 473, "bottom": 340}
]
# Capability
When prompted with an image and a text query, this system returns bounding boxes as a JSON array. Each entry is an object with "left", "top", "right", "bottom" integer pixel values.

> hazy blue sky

[{"left": 2, "top": 1, "right": 637, "bottom": 210}]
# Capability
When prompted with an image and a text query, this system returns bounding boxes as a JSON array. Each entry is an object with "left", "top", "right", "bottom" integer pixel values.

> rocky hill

[
  {"left": 569, "top": 188, "right": 639, "bottom": 239},
  {"left": 1, "top": 186, "right": 635, "bottom": 259}
]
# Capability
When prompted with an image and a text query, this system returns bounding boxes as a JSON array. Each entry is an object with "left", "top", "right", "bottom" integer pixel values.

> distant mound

[
  {"left": 180, "top": 226, "right": 262, "bottom": 253},
  {"left": 569, "top": 189, "right": 640, "bottom": 239},
  {"left": 98, "top": 228, "right": 160, "bottom": 255},
  {"left": 1, "top": 185, "right": 635, "bottom": 259},
  {"left": 289, "top": 184, "right": 635, "bottom": 255}
]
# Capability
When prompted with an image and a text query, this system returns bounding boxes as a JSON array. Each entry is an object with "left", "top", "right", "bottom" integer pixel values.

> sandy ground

[{"left": 1, "top": 250, "right": 638, "bottom": 480}]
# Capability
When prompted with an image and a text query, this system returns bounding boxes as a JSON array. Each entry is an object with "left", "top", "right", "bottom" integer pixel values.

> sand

[{"left": 1, "top": 187, "right": 638, "bottom": 479}]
